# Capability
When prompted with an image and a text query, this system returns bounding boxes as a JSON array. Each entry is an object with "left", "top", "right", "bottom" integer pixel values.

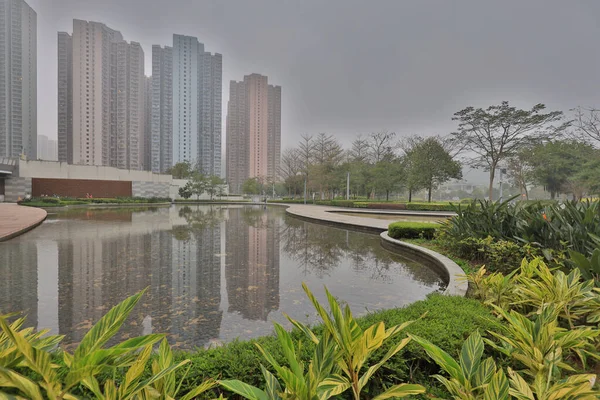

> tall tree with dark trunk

[
  {"left": 451, "top": 102, "right": 565, "bottom": 200},
  {"left": 405, "top": 137, "right": 462, "bottom": 202}
]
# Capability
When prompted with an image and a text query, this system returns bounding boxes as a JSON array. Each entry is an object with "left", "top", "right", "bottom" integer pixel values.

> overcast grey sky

[{"left": 30, "top": 0, "right": 600, "bottom": 152}]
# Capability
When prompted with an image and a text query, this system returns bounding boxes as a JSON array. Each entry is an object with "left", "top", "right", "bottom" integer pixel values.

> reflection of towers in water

[
  {"left": 57, "top": 231, "right": 154, "bottom": 344},
  {"left": 170, "top": 220, "right": 222, "bottom": 347},
  {"left": 226, "top": 208, "right": 280, "bottom": 321},
  {"left": 0, "top": 242, "right": 38, "bottom": 328}
]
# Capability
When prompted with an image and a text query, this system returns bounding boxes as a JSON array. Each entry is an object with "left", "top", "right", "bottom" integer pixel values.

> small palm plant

[
  {"left": 409, "top": 331, "right": 510, "bottom": 399},
  {"left": 220, "top": 283, "right": 424, "bottom": 400},
  {"left": 0, "top": 289, "right": 216, "bottom": 399},
  {"left": 288, "top": 283, "right": 425, "bottom": 400},
  {"left": 220, "top": 324, "right": 341, "bottom": 400},
  {"left": 487, "top": 305, "right": 599, "bottom": 395}
]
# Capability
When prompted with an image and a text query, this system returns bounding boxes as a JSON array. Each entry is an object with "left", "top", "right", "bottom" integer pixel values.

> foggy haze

[{"left": 30, "top": 0, "right": 600, "bottom": 151}]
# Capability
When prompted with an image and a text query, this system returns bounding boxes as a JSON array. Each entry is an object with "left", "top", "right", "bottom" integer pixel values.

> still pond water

[{"left": 0, "top": 205, "right": 445, "bottom": 349}]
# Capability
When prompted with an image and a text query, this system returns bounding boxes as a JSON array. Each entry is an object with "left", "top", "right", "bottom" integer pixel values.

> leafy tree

[
  {"left": 575, "top": 157, "right": 600, "bottom": 196},
  {"left": 167, "top": 161, "right": 193, "bottom": 179},
  {"left": 205, "top": 175, "right": 225, "bottom": 200},
  {"left": 242, "top": 177, "right": 262, "bottom": 195},
  {"left": 451, "top": 102, "right": 565, "bottom": 200},
  {"left": 178, "top": 182, "right": 193, "bottom": 199},
  {"left": 506, "top": 149, "right": 534, "bottom": 200},
  {"left": 401, "top": 136, "right": 425, "bottom": 202},
  {"left": 406, "top": 137, "right": 462, "bottom": 202},
  {"left": 190, "top": 172, "right": 208, "bottom": 200},
  {"left": 372, "top": 157, "right": 404, "bottom": 201},
  {"left": 529, "top": 140, "right": 597, "bottom": 199}
]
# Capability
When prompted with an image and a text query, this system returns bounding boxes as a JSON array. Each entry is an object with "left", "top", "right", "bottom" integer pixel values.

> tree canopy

[
  {"left": 403, "top": 136, "right": 462, "bottom": 202},
  {"left": 451, "top": 101, "right": 565, "bottom": 200}
]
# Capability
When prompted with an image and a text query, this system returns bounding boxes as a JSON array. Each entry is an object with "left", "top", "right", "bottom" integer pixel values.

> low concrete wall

[
  {"left": 133, "top": 181, "right": 170, "bottom": 198},
  {"left": 4, "top": 177, "right": 32, "bottom": 202},
  {"left": 380, "top": 232, "right": 467, "bottom": 296},
  {"left": 17, "top": 160, "right": 171, "bottom": 183},
  {"left": 2, "top": 160, "right": 173, "bottom": 202}
]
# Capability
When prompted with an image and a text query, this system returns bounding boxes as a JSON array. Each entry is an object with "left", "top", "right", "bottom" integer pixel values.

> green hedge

[
  {"left": 388, "top": 221, "right": 438, "bottom": 239},
  {"left": 406, "top": 203, "right": 456, "bottom": 212},
  {"left": 20, "top": 197, "right": 172, "bottom": 207},
  {"left": 170, "top": 294, "right": 497, "bottom": 398},
  {"left": 267, "top": 200, "right": 457, "bottom": 212}
]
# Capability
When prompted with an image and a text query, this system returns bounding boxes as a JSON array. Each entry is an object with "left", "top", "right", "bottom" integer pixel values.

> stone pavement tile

[{"left": 0, "top": 203, "right": 47, "bottom": 241}]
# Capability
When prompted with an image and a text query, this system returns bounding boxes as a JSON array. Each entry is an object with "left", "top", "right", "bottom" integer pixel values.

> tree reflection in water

[{"left": 279, "top": 215, "right": 437, "bottom": 283}]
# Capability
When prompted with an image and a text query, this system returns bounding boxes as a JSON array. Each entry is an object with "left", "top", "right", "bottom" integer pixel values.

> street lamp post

[
  {"left": 304, "top": 175, "right": 307, "bottom": 204},
  {"left": 297, "top": 171, "right": 307, "bottom": 204},
  {"left": 346, "top": 172, "right": 350, "bottom": 200}
]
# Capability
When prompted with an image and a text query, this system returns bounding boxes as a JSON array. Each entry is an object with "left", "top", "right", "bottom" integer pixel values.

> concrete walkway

[{"left": 0, "top": 203, "right": 47, "bottom": 242}]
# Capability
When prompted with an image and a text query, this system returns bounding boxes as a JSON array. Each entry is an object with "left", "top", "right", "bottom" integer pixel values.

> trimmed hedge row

[
  {"left": 269, "top": 199, "right": 457, "bottom": 212},
  {"left": 388, "top": 221, "right": 438, "bottom": 239},
  {"left": 19, "top": 197, "right": 172, "bottom": 207}
]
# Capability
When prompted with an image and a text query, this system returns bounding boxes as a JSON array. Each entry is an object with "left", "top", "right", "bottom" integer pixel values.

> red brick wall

[{"left": 32, "top": 178, "right": 132, "bottom": 198}]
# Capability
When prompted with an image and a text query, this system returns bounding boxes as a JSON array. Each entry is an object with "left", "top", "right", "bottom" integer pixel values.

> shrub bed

[
  {"left": 171, "top": 294, "right": 497, "bottom": 397},
  {"left": 19, "top": 196, "right": 172, "bottom": 207},
  {"left": 388, "top": 221, "right": 438, "bottom": 239},
  {"left": 438, "top": 198, "right": 600, "bottom": 272},
  {"left": 406, "top": 202, "right": 455, "bottom": 211}
]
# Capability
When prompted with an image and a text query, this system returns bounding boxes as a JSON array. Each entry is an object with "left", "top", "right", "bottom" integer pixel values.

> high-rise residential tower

[
  {"left": 71, "top": 19, "right": 123, "bottom": 166},
  {"left": 0, "top": 0, "right": 37, "bottom": 159},
  {"left": 37, "top": 134, "right": 57, "bottom": 160},
  {"left": 226, "top": 74, "right": 281, "bottom": 194},
  {"left": 172, "top": 34, "right": 221, "bottom": 175},
  {"left": 143, "top": 76, "right": 152, "bottom": 170},
  {"left": 151, "top": 45, "right": 172, "bottom": 173},
  {"left": 113, "top": 40, "right": 145, "bottom": 170},
  {"left": 225, "top": 81, "right": 247, "bottom": 194},
  {"left": 57, "top": 31, "right": 72, "bottom": 163},
  {"left": 59, "top": 20, "right": 147, "bottom": 169}
]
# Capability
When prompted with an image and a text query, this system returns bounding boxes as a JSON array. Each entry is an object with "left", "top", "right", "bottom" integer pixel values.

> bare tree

[
  {"left": 312, "top": 133, "right": 344, "bottom": 166},
  {"left": 572, "top": 106, "right": 600, "bottom": 147},
  {"left": 297, "top": 134, "right": 314, "bottom": 173},
  {"left": 366, "top": 130, "right": 397, "bottom": 163},
  {"left": 348, "top": 135, "right": 370, "bottom": 163},
  {"left": 451, "top": 101, "right": 565, "bottom": 200}
]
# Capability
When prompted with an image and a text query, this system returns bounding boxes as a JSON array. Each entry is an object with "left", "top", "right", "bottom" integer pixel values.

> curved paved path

[
  {"left": 0, "top": 204, "right": 47, "bottom": 241},
  {"left": 285, "top": 204, "right": 467, "bottom": 296}
]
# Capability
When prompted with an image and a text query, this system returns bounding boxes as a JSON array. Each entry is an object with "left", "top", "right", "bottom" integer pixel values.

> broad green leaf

[
  {"left": 358, "top": 337, "right": 411, "bottom": 391},
  {"left": 273, "top": 323, "right": 303, "bottom": 378},
  {"left": 371, "top": 383, "right": 425, "bottom": 400},
  {"left": 408, "top": 334, "right": 463, "bottom": 382},
  {"left": 319, "top": 374, "right": 351, "bottom": 398},
  {"left": 474, "top": 357, "right": 496, "bottom": 387},
  {"left": 73, "top": 289, "right": 146, "bottom": 365},
  {"left": 0, "top": 367, "right": 44, "bottom": 400},
  {"left": 483, "top": 369, "right": 510, "bottom": 400},
  {"left": 219, "top": 380, "right": 268, "bottom": 400},
  {"left": 178, "top": 378, "right": 216, "bottom": 400},
  {"left": 459, "top": 331, "right": 484, "bottom": 381},
  {"left": 507, "top": 368, "right": 535, "bottom": 400},
  {"left": 259, "top": 365, "right": 282, "bottom": 400},
  {"left": 0, "top": 319, "right": 58, "bottom": 395}
]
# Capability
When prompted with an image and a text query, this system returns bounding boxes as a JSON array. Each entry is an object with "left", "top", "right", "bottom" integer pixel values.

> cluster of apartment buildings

[{"left": 1, "top": 0, "right": 282, "bottom": 192}]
